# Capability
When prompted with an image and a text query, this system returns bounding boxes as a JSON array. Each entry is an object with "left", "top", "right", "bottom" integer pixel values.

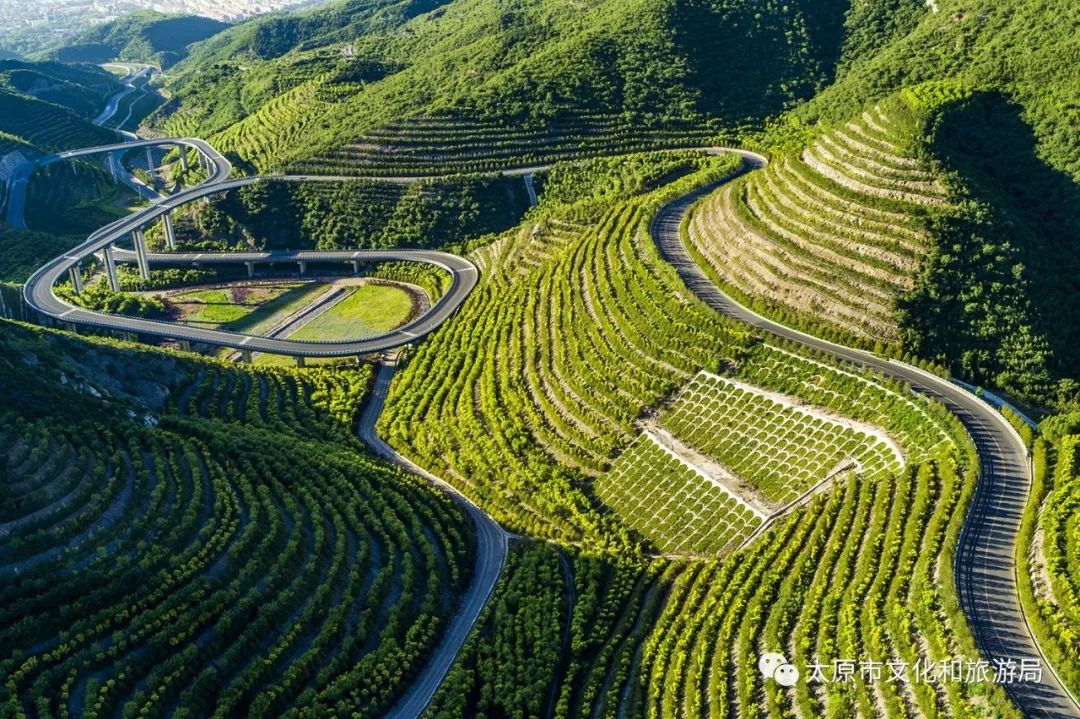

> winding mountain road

[
  {"left": 651, "top": 165, "right": 1080, "bottom": 719},
  {"left": 20, "top": 128, "right": 1079, "bottom": 716},
  {"left": 20, "top": 135, "right": 510, "bottom": 717},
  {"left": 5, "top": 66, "right": 158, "bottom": 229},
  {"left": 358, "top": 356, "right": 510, "bottom": 718}
]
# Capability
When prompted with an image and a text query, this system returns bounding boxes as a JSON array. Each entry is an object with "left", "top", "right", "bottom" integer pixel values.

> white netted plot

[{"left": 664, "top": 371, "right": 904, "bottom": 505}]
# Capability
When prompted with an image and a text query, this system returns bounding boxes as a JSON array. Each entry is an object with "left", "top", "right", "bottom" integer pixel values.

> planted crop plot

[
  {"left": 634, "top": 459, "right": 1012, "bottom": 719},
  {"left": 736, "top": 345, "right": 958, "bottom": 461},
  {"left": 595, "top": 432, "right": 764, "bottom": 556},
  {"left": 379, "top": 158, "right": 758, "bottom": 544},
  {"left": 664, "top": 371, "right": 904, "bottom": 505},
  {"left": 594, "top": 366, "right": 914, "bottom": 556},
  {"left": 1020, "top": 432, "right": 1080, "bottom": 697}
]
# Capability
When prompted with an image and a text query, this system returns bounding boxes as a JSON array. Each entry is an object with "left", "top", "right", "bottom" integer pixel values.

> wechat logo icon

[{"left": 759, "top": 652, "right": 800, "bottom": 687}]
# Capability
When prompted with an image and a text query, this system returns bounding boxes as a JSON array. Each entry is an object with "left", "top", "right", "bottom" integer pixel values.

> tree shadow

[
  {"left": 936, "top": 93, "right": 1080, "bottom": 373},
  {"left": 909, "top": 91, "right": 1080, "bottom": 395},
  {"left": 670, "top": 0, "right": 849, "bottom": 124}
]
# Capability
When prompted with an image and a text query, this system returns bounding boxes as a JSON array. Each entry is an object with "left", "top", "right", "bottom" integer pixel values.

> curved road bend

[
  {"left": 357, "top": 355, "right": 510, "bottom": 719},
  {"left": 93, "top": 246, "right": 479, "bottom": 357},
  {"left": 651, "top": 162, "right": 1080, "bottom": 719},
  {"left": 6, "top": 70, "right": 158, "bottom": 229},
  {"left": 24, "top": 139, "right": 737, "bottom": 357}
]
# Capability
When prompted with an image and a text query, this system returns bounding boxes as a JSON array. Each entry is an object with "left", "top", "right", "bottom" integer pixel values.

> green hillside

[
  {"left": 0, "top": 90, "right": 117, "bottom": 152},
  {"left": 0, "top": 321, "right": 474, "bottom": 716},
  {"left": 0, "top": 61, "right": 118, "bottom": 153},
  {"left": 0, "top": 60, "right": 118, "bottom": 117},
  {"left": 50, "top": 12, "right": 230, "bottom": 68},
  {"left": 155, "top": 0, "right": 854, "bottom": 172},
  {"left": 7, "top": 0, "right": 1080, "bottom": 715}
]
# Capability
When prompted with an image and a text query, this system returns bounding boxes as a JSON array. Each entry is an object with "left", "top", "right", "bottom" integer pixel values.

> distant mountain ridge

[{"left": 48, "top": 12, "right": 230, "bottom": 68}]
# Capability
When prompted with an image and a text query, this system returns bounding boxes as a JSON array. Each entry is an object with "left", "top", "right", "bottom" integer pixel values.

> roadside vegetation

[
  {"left": 5, "top": 0, "right": 1080, "bottom": 713},
  {"left": 1018, "top": 414, "right": 1080, "bottom": 697},
  {"left": 25, "top": 161, "right": 141, "bottom": 235},
  {"left": 162, "top": 178, "right": 530, "bottom": 254}
]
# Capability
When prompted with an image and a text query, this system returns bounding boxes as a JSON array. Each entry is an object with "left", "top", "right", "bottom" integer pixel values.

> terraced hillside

[
  {"left": 427, "top": 543, "right": 679, "bottom": 719},
  {"left": 0, "top": 60, "right": 118, "bottom": 118},
  {"left": 595, "top": 344, "right": 955, "bottom": 557},
  {"left": 0, "top": 323, "right": 473, "bottom": 717},
  {"left": 297, "top": 114, "right": 716, "bottom": 177},
  {"left": 596, "top": 432, "right": 766, "bottom": 556},
  {"left": 380, "top": 156, "right": 959, "bottom": 551},
  {"left": 1021, "top": 424, "right": 1080, "bottom": 697},
  {"left": 164, "top": 176, "right": 530, "bottom": 253},
  {"left": 395, "top": 157, "right": 1014, "bottom": 718},
  {"left": 380, "top": 156, "right": 753, "bottom": 544},
  {"left": 0, "top": 90, "right": 117, "bottom": 152},
  {"left": 156, "top": 0, "right": 852, "bottom": 173},
  {"left": 636, "top": 456, "right": 1017, "bottom": 719},
  {"left": 687, "top": 94, "right": 946, "bottom": 343}
]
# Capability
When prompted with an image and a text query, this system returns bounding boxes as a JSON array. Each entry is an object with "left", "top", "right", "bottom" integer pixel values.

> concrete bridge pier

[
  {"left": 240, "top": 349, "right": 253, "bottom": 363},
  {"left": 298, "top": 261, "right": 307, "bottom": 275},
  {"left": 178, "top": 147, "right": 189, "bottom": 172},
  {"left": 68, "top": 265, "right": 84, "bottom": 295},
  {"left": 295, "top": 356, "right": 306, "bottom": 368},
  {"left": 103, "top": 246, "right": 120, "bottom": 292},
  {"left": 132, "top": 229, "right": 150, "bottom": 280},
  {"left": 179, "top": 340, "right": 191, "bottom": 352},
  {"left": 245, "top": 262, "right": 255, "bottom": 278},
  {"left": 162, "top": 213, "right": 176, "bottom": 250},
  {"left": 145, "top": 147, "right": 156, "bottom": 188},
  {"left": 351, "top": 260, "right": 361, "bottom": 274}
]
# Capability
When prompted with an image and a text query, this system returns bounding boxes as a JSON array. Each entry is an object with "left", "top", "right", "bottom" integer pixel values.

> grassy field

[
  {"left": 287, "top": 283, "right": 414, "bottom": 341},
  {"left": 163, "top": 282, "right": 328, "bottom": 334}
]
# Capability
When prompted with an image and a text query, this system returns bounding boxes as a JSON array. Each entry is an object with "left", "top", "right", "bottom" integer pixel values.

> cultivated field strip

[
  {"left": 594, "top": 351, "right": 953, "bottom": 558},
  {"left": 665, "top": 372, "right": 903, "bottom": 504},
  {"left": 0, "top": 362, "right": 474, "bottom": 718},
  {"left": 300, "top": 114, "right": 715, "bottom": 177},
  {"left": 687, "top": 100, "right": 947, "bottom": 341},
  {"left": 380, "top": 180, "right": 755, "bottom": 543},
  {"left": 0, "top": 93, "right": 117, "bottom": 152},
  {"left": 381, "top": 164, "right": 960, "bottom": 560},
  {"left": 1024, "top": 434, "right": 1080, "bottom": 696},
  {"left": 633, "top": 457, "right": 999, "bottom": 719},
  {"left": 209, "top": 85, "right": 323, "bottom": 173},
  {"left": 595, "top": 432, "right": 764, "bottom": 556}
]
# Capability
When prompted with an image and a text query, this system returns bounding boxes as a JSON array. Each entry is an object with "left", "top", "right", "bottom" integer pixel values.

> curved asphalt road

[
  {"left": 101, "top": 246, "right": 479, "bottom": 356},
  {"left": 358, "top": 356, "right": 510, "bottom": 718},
  {"left": 25, "top": 135, "right": 1071, "bottom": 715},
  {"left": 5, "top": 69, "right": 158, "bottom": 229},
  {"left": 22, "top": 135, "right": 508, "bottom": 716},
  {"left": 23, "top": 140, "right": 731, "bottom": 357},
  {"left": 651, "top": 161, "right": 1080, "bottom": 719},
  {"left": 20, "top": 138, "right": 487, "bottom": 357}
]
